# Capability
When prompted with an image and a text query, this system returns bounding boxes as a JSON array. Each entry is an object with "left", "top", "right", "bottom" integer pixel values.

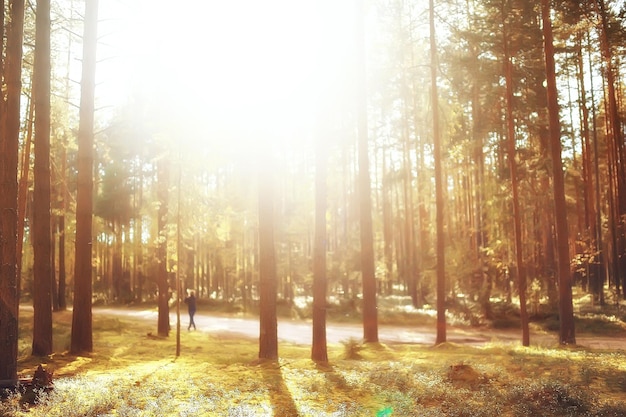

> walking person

[{"left": 184, "top": 290, "right": 197, "bottom": 330}]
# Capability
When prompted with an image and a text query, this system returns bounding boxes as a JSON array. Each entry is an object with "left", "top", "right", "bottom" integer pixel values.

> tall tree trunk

[
  {"left": 312, "top": 120, "right": 328, "bottom": 363},
  {"left": 50, "top": 215, "right": 59, "bottom": 311},
  {"left": 430, "top": 0, "right": 446, "bottom": 345},
  {"left": 134, "top": 169, "right": 144, "bottom": 301},
  {"left": 594, "top": 0, "right": 626, "bottom": 296},
  {"left": 402, "top": 108, "right": 420, "bottom": 308},
  {"left": 0, "top": 0, "right": 24, "bottom": 384},
  {"left": 576, "top": 31, "right": 601, "bottom": 302},
  {"left": 503, "top": 6, "right": 530, "bottom": 346},
  {"left": 541, "top": 0, "right": 575, "bottom": 345},
  {"left": 157, "top": 158, "right": 170, "bottom": 337},
  {"left": 587, "top": 29, "right": 606, "bottom": 305},
  {"left": 356, "top": 0, "right": 378, "bottom": 344},
  {"left": 70, "top": 0, "right": 98, "bottom": 353},
  {"left": 58, "top": 145, "right": 67, "bottom": 310},
  {"left": 382, "top": 146, "right": 394, "bottom": 295},
  {"left": 258, "top": 166, "right": 278, "bottom": 360},
  {"left": 31, "top": 0, "right": 53, "bottom": 357},
  {"left": 16, "top": 85, "right": 33, "bottom": 289}
]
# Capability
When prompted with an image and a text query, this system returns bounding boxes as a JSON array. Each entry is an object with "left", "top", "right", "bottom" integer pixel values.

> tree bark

[
  {"left": 311, "top": 123, "right": 328, "bottom": 363},
  {"left": 0, "top": 0, "right": 24, "bottom": 384},
  {"left": 16, "top": 85, "right": 33, "bottom": 290},
  {"left": 58, "top": 145, "right": 67, "bottom": 310},
  {"left": 31, "top": 0, "right": 54, "bottom": 357},
  {"left": 70, "top": 0, "right": 98, "bottom": 353},
  {"left": 258, "top": 167, "right": 278, "bottom": 360},
  {"left": 541, "top": 0, "right": 575, "bottom": 345},
  {"left": 356, "top": 0, "right": 378, "bottom": 344},
  {"left": 430, "top": 0, "right": 446, "bottom": 345},
  {"left": 157, "top": 158, "right": 170, "bottom": 337},
  {"left": 503, "top": 5, "right": 530, "bottom": 346}
]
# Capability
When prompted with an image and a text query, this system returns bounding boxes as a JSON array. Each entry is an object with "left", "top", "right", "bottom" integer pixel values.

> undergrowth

[{"left": 2, "top": 309, "right": 626, "bottom": 416}]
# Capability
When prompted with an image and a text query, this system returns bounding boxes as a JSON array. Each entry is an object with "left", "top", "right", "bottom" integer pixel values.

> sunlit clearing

[{"left": 108, "top": 0, "right": 356, "bottom": 161}]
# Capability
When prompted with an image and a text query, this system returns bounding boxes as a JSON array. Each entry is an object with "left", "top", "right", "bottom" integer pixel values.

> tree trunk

[
  {"left": 430, "top": 0, "right": 446, "bottom": 345},
  {"left": 0, "top": 0, "right": 24, "bottom": 383},
  {"left": 58, "top": 145, "right": 67, "bottom": 310},
  {"left": 70, "top": 0, "right": 98, "bottom": 353},
  {"left": 258, "top": 167, "right": 278, "bottom": 360},
  {"left": 31, "top": 0, "right": 53, "bottom": 357},
  {"left": 16, "top": 86, "right": 33, "bottom": 290},
  {"left": 311, "top": 123, "right": 328, "bottom": 363},
  {"left": 586, "top": 29, "right": 606, "bottom": 305},
  {"left": 503, "top": 7, "right": 530, "bottom": 346},
  {"left": 541, "top": 0, "right": 575, "bottom": 345},
  {"left": 594, "top": 0, "right": 626, "bottom": 297},
  {"left": 356, "top": 0, "right": 378, "bottom": 344},
  {"left": 50, "top": 215, "right": 59, "bottom": 311},
  {"left": 157, "top": 158, "right": 170, "bottom": 337}
]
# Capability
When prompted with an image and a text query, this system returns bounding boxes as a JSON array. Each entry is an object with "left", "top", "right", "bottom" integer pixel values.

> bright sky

[{"left": 96, "top": 0, "right": 357, "bottom": 154}]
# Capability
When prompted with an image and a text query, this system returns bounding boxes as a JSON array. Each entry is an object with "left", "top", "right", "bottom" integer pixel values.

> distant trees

[{"left": 3, "top": 0, "right": 626, "bottom": 364}]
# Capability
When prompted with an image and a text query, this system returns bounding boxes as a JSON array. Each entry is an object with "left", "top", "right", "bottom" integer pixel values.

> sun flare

[{"left": 103, "top": 0, "right": 356, "bottom": 155}]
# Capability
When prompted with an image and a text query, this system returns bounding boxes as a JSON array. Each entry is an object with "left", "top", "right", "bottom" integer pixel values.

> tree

[
  {"left": 502, "top": 1, "right": 530, "bottom": 347},
  {"left": 311, "top": 123, "right": 328, "bottom": 363},
  {"left": 31, "top": 0, "right": 53, "bottom": 357},
  {"left": 0, "top": 0, "right": 25, "bottom": 385},
  {"left": 541, "top": 0, "right": 575, "bottom": 345},
  {"left": 430, "top": 0, "right": 446, "bottom": 345},
  {"left": 71, "top": 0, "right": 99, "bottom": 354},
  {"left": 156, "top": 157, "right": 170, "bottom": 337},
  {"left": 258, "top": 165, "right": 278, "bottom": 360},
  {"left": 356, "top": 0, "right": 378, "bottom": 344}
]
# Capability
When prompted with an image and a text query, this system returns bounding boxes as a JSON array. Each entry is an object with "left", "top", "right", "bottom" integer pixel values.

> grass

[{"left": 2, "top": 308, "right": 626, "bottom": 416}]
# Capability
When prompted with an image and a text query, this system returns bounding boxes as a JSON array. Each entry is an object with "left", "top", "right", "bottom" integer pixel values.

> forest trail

[{"left": 92, "top": 306, "right": 626, "bottom": 350}]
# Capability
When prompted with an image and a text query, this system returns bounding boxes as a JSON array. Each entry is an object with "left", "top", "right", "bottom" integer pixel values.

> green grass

[{"left": 2, "top": 309, "right": 626, "bottom": 416}]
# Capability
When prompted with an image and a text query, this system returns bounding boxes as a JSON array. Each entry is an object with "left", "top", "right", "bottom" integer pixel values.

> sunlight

[{"left": 105, "top": 0, "right": 356, "bottom": 157}]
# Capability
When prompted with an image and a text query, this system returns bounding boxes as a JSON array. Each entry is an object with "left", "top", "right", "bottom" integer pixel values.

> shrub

[{"left": 341, "top": 338, "right": 363, "bottom": 360}]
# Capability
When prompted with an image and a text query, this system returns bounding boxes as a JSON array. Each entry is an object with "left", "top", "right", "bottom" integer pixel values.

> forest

[{"left": 2, "top": 0, "right": 626, "bottom": 413}]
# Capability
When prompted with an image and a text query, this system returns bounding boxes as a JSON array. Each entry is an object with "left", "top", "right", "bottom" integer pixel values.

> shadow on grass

[{"left": 257, "top": 359, "right": 300, "bottom": 417}]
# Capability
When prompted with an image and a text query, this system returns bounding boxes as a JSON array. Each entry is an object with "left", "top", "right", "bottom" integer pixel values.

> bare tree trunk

[
  {"left": 16, "top": 86, "right": 33, "bottom": 289},
  {"left": 430, "top": 0, "right": 446, "bottom": 345},
  {"left": 594, "top": 0, "right": 626, "bottom": 297},
  {"left": 258, "top": 166, "right": 278, "bottom": 360},
  {"left": 157, "top": 158, "right": 170, "bottom": 337},
  {"left": 32, "top": 0, "right": 53, "bottom": 357},
  {"left": 58, "top": 145, "right": 67, "bottom": 310},
  {"left": 312, "top": 120, "right": 328, "bottom": 363},
  {"left": 503, "top": 5, "right": 530, "bottom": 346},
  {"left": 587, "top": 29, "right": 606, "bottom": 305},
  {"left": 356, "top": 0, "right": 378, "bottom": 344},
  {"left": 70, "top": 0, "right": 98, "bottom": 353},
  {"left": 541, "top": 0, "right": 575, "bottom": 345},
  {"left": 0, "top": 0, "right": 24, "bottom": 384}
]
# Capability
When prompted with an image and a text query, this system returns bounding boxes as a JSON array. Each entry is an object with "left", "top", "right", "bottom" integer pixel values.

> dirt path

[{"left": 92, "top": 307, "right": 626, "bottom": 350}]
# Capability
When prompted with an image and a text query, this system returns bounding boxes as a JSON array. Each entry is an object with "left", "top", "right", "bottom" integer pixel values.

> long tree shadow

[
  {"left": 258, "top": 360, "right": 300, "bottom": 417},
  {"left": 315, "top": 362, "right": 349, "bottom": 394}
]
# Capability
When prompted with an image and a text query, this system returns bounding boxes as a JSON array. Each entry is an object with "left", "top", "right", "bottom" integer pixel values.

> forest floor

[{"left": 2, "top": 302, "right": 626, "bottom": 416}]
